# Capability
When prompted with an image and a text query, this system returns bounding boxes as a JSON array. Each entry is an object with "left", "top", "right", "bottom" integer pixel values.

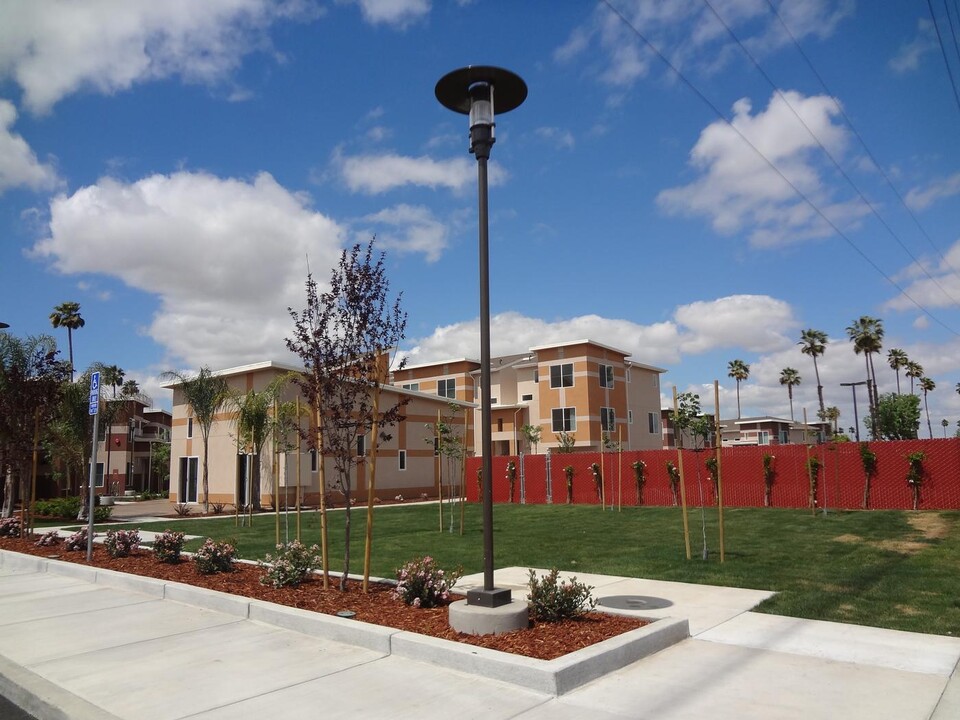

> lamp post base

[
  {"left": 449, "top": 598, "right": 528, "bottom": 636},
  {"left": 467, "top": 587, "right": 512, "bottom": 607}
]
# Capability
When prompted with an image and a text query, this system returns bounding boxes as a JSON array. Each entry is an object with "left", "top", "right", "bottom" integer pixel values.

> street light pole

[
  {"left": 840, "top": 381, "right": 867, "bottom": 442},
  {"left": 436, "top": 66, "right": 526, "bottom": 608}
]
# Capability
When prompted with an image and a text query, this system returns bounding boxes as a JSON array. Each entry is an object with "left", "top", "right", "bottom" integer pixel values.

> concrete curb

[
  {"left": 0, "top": 550, "right": 689, "bottom": 697},
  {"left": 0, "top": 653, "right": 125, "bottom": 720}
]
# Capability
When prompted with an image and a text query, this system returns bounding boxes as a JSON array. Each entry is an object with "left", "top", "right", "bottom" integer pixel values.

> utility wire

[
  {"left": 598, "top": 0, "right": 960, "bottom": 337},
  {"left": 928, "top": 0, "right": 960, "bottom": 115},
  {"left": 702, "top": 0, "right": 960, "bottom": 309},
  {"left": 944, "top": 0, "right": 960, "bottom": 72}
]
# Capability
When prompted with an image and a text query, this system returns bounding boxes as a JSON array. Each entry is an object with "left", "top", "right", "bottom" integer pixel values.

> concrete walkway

[{"left": 0, "top": 553, "right": 957, "bottom": 719}]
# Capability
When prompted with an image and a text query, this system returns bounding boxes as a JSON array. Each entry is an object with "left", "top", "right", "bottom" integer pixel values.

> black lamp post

[
  {"left": 0, "top": 322, "right": 9, "bottom": 330},
  {"left": 840, "top": 381, "right": 867, "bottom": 442},
  {"left": 436, "top": 66, "right": 526, "bottom": 608}
]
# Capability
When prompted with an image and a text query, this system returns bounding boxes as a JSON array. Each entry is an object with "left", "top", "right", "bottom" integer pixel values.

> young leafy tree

[
  {"left": 287, "top": 239, "right": 407, "bottom": 592},
  {"left": 49, "top": 302, "right": 84, "bottom": 381},
  {"left": 159, "top": 367, "right": 230, "bottom": 513},
  {"left": 44, "top": 372, "right": 93, "bottom": 497},
  {"left": 798, "top": 328, "right": 828, "bottom": 417},
  {"left": 778, "top": 367, "right": 801, "bottom": 421},
  {"left": 727, "top": 359, "right": 750, "bottom": 419},
  {"left": 865, "top": 392, "right": 920, "bottom": 440},
  {"left": 520, "top": 423, "right": 542, "bottom": 454},
  {"left": 887, "top": 348, "right": 908, "bottom": 395}
]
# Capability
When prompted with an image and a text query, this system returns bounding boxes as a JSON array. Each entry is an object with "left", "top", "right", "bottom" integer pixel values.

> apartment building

[
  {"left": 164, "top": 361, "right": 471, "bottom": 507},
  {"left": 392, "top": 340, "right": 666, "bottom": 455},
  {"left": 96, "top": 399, "right": 171, "bottom": 496}
]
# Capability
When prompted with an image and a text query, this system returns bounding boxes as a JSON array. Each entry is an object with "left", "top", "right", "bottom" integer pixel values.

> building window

[
  {"left": 550, "top": 363, "right": 573, "bottom": 388},
  {"left": 187, "top": 417, "right": 193, "bottom": 439},
  {"left": 437, "top": 378, "right": 456, "bottom": 399},
  {"left": 626, "top": 368, "right": 631, "bottom": 383},
  {"left": 599, "top": 364, "right": 614, "bottom": 388},
  {"left": 402, "top": 382, "right": 419, "bottom": 391},
  {"left": 601, "top": 407, "right": 616, "bottom": 432},
  {"left": 310, "top": 449, "right": 318, "bottom": 472},
  {"left": 90, "top": 461, "right": 104, "bottom": 488},
  {"left": 551, "top": 408, "right": 576, "bottom": 432},
  {"left": 628, "top": 410, "right": 634, "bottom": 424},
  {"left": 758, "top": 431, "right": 770, "bottom": 445},
  {"left": 356, "top": 434, "right": 366, "bottom": 457},
  {"left": 648, "top": 412, "right": 660, "bottom": 434},
  {"left": 399, "top": 450, "right": 407, "bottom": 471},
  {"left": 497, "top": 418, "right": 503, "bottom": 432},
  {"left": 534, "top": 369, "right": 539, "bottom": 383},
  {"left": 521, "top": 393, "right": 533, "bottom": 402}
]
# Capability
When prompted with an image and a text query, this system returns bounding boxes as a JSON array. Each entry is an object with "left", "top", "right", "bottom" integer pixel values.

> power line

[
  {"left": 928, "top": 0, "right": 960, "bottom": 115},
  {"left": 598, "top": 0, "right": 960, "bottom": 337},
  {"left": 701, "top": 0, "right": 960, "bottom": 309}
]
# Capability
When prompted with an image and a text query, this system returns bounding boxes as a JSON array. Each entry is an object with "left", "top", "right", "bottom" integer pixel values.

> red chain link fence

[{"left": 466, "top": 438, "right": 960, "bottom": 510}]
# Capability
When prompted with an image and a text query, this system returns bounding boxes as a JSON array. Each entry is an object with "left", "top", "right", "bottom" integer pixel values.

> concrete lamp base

[{"left": 449, "top": 598, "right": 529, "bottom": 636}]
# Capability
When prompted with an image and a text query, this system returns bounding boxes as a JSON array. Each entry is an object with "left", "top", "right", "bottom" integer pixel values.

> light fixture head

[{"left": 436, "top": 66, "right": 527, "bottom": 153}]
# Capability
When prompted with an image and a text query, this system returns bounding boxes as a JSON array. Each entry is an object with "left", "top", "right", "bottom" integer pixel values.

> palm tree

[
  {"left": 121, "top": 379, "right": 141, "bottom": 398},
  {"left": 49, "top": 302, "right": 84, "bottom": 381},
  {"left": 942, "top": 418, "right": 949, "bottom": 438},
  {"left": 779, "top": 367, "right": 801, "bottom": 421},
  {"left": 920, "top": 377, "right": 936, "bottom": 439},
  {"left": 798, "top": 329, "right": 828, "bottom": 417},
  {"left": 159, "top": 367, "right": 230, "bottom": 513},
  {"left": 906, "top": 361, "right": 924, "bottom": 395},
  {"left": 727, "top": 359, "right": 750, "bottom": 419},
  {"left": 887, "top": 348, "right": 908, "bottom": 395},
  {"left": 824, "top": 406, "right": 841, "bottom": 434},
  {"left": 846, "top": 316, "right": 884, "bottom": 435},
  {"left": 102, "top": 365, "right": 125, "bottom": 398}
]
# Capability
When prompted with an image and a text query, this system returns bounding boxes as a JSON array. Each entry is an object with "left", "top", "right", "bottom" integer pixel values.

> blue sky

[{"left": 2, "top": 0, "right": 960, "bottom": 434}]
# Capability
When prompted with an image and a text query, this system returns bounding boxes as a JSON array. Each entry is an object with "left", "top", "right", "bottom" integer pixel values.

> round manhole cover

[{"left": 597, "top": 595, "right": 673, "bottom": 611}]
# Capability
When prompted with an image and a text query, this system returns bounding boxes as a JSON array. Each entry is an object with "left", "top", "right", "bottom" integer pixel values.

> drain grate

[{"left": 597, "top": 595, "right": 673, "bottom": 611}]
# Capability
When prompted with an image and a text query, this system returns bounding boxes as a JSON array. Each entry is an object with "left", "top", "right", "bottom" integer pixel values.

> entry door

[
  {"left": 236, "top": 454, "right": 251, "bottom": 507},
  {"left": 178, "top": 457, "right": 198, "bottom": 503}
]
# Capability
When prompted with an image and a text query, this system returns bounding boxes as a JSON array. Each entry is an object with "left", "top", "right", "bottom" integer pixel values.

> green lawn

[{"left": 105, "top": 503, "right": 960, "bottom": 636}]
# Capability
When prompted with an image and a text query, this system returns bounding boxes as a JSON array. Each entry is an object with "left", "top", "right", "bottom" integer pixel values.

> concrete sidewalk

[{"left": 0, "top": 552, "right": 957, "bottom": 719}]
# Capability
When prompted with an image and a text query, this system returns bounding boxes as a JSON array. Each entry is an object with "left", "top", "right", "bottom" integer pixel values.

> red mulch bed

[{"left": 0, "top": 535, "right": 645, "bottom": 661}]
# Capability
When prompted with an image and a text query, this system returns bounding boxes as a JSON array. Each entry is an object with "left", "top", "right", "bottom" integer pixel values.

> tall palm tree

[
  {"left": 942, "top": 418, "right": 949, "bottom": 438},
  {"left": 779, "top": 367, "right": 801, "bottom": 421},
  {"left": 906, "top": 361, "right": 924, "bottom": 395},
  {"left": 798, "top": 329, "right": 828, "bottom": 417},
  {"left": 846, "top": 316, "right": 884, "bottom": 435},
  {"left": 727, "top": 359, "right": 750, "bottom": 419},
  {"left": 121, "top": 379, "right": 141, "bottom": 398},
  {"left": 824, "top": 406, "right": 841, "bottom": 434},
  {"left": 49, "top": 302, "right": 84, "bottom": 381},
  {"left": 159, "top": 367, "right": 230, "bottom": 513},
  {"left": 887, "top": 348, "right": 908, "bottom": 395},
  {"left": 920, "top": 377, "right": 936, "bottom": 439},
  {"left": 102, "top": 365, "right": 125, "bottom": 398}
]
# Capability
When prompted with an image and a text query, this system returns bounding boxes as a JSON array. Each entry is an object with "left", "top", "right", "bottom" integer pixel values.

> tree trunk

[
  {"left": 1, "top": 467, "right": 14, "bottom": 518},
  {"left": 813, "top": 357, "right": 825, "bottom": 416},
  {"left": 341, "top": 487, "right": 351, "bottom": 592},
  {"left": 202, "top": 434, "right": 210, "bottom": 514},
  {"left": 862, "top": 476, "right": 870, "bottom": 510}
]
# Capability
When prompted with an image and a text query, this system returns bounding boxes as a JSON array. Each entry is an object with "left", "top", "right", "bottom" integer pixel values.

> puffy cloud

[
  {"left": 675, "top": 295, "right": 797, "bottom": 353},
  {"left": 337, "top": 151, "right": 507, "bottom": 194},
  {"left": 657, "top": 91, "right": 869, "bottom": 247},
  {"left": 889, "top": 18, "right": 938, "bottom": 74},
  {"left": 534, "top": 127, "right": 576, "bottom": 150},
  {"left": 884, "top": 238, "right": 960, "bottom": 311},
  {"left": 357, "top": 204, "right": 447, "bottom": 262},
  {"left": 30, "top": 171, "right": 344, "bottom": 369},
  {"left": 346, "top": 0, "right": 430, "bottom": 28},
  {"left": 0, "top": 99, "right": 60, "bottom": 194},
  {"left": 0, "top": 0, "right": 319, "bottom": 113},
  {"left": 905, "top": 173, "right": 960, "bottom": 211}
]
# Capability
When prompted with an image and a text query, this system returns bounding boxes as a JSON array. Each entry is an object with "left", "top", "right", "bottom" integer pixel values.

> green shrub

[
  {"left": 93, "top": 506, "right": 113, "bottom": 522},
  {"left": 194, "top": 538, "right": 236, "bottom": 574},
  {"left": 34, "top": 496, "right": 82, "bottom": 519},
  {"left": 153, "top": 530, "right": 185, "bottom": 563},
  {"left": 527, "top": 567, "right": 596, "bottom": 622},
  {"left": 393, "top": 556, "right": 462, "bottom": 608},
  {"left": 258, "top": 541, "right": 322, "bottom": 588}
]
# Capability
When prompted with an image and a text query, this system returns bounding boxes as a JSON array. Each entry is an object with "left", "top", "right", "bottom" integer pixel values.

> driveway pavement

[{"left": 0, "top": 552, "right": 957, "bottom": 720}]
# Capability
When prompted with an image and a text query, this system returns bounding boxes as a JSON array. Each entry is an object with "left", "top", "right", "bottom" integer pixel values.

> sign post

[{"left": 87, "top": 372, "right": 100, "bottom": 561}]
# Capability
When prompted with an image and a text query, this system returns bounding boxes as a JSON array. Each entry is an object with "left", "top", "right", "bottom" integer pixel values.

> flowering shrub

[
  {"left": 153, "top": 530, "right": 185, "bottom": 563},
  {"left": 394, "top": 556, "right": 462, "bottom": 608},
  {"left": 806, "top": 456, "right": 822, "bottom": 508},
  {"left": 631, "top": 460, "right": 647, "bottom": 505},
  {"left": 762, "top": 454, "right": 776, "bottom": 507},
  {"left": 394, "top": 494, "right": 404, "bottom": 502},
  {"left": 564, "top": 465, "right": 575, "bottom": 504},
  {"left": 0, "top": 516, "right": 21, "bottom": 537},
  {"left": 527, "top": 567, "right": 596, "bottom": 622},
  {"left": 906, "top": 451, "right": 926, "bottom": 510},
  {"left": 506, "top": 460, "right": 517, "bottom": 503},
  {"left": 258, "top": 540, "right": 322, "bottom": 588},
  {"left": 34, "top": 530, "right": 61, "bottom": 547},
  {"left": 104, "top": 529, "right": 141, "bottom": 558},
  {"left": 64, "top": 527, "right": 92, "bottom": 551},
  {"left": 590, "top": 463, "right": 603, "bottom": 501},
  {"left": 666, "top": 461, "right": 681, "bottom": 506},
  {"left": 194, "top": 538, "right": 236, "bottom": 574}
]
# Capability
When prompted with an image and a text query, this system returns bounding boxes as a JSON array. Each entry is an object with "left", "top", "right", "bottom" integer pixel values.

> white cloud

[
  {"left": 675, "top": 295, "right": 797, "bottom": 353},
  {"left": 0, "top": 99, "right": 60, "bottom": 193},
  {"left": 345, "top": 0, "right": 430, "bottom": 28},
  {"left": 555, "top": 0, "right": 852, "bottom": 89},
  {"left": 534, "top": 127, "right": 576, "bottom": 150},
  {"left": 0, "top": 0, "right": 319, "bottom": 114},
  {"left": 905, "top": 172, "right": 960, "bottom": 210},
  {"left": 884, "top": 238, "right": 960, "bottom": 311},
  {"left": 357, "top": 204, "right": 447, "bottom": 262},
  {"left": 889, "top": 18, "right": 937, "bottom": 74},
  {"left": 657, "top": 91, "right": 869, "bottom": 247},
  {"left": 30, "top": 170, "right": 344, "bottom": 369},
  {"left": 338, "top": 151, "right": 507, "bottom": 194}
]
